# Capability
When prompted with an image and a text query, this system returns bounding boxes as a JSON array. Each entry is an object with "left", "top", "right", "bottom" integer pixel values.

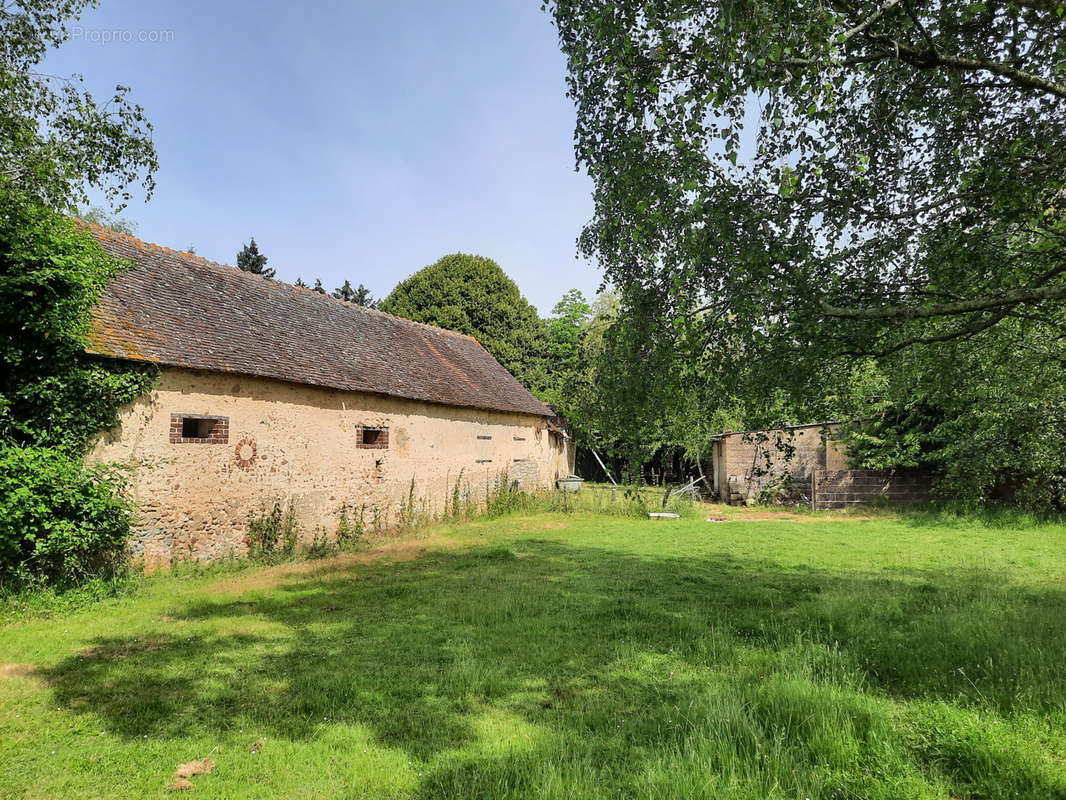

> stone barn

[{"left": 85, "top": 226, "right": 573, "bottom": 565}]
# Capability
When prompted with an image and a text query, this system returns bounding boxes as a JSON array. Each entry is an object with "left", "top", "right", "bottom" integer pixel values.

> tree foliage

[
  {"left": 541, "top": 289, "right": 591, "bottom": 413},
  {"left": 333, "top": 279, "right": 356, "bottom": 302},
  {"left": 549, "top": 0, "right": 1066, "bottom": 357},
  {"left": 352, "top": 283, "right": 375, "bottom": 308},
  {"left": 78, "top": 205, "right": 137, "bottom": 235},
  {"left": 0, "top": 446, "right": 134, "bottom": 584},
  {"left": 0, "top": 0, "right": 157, "bottom": 210},
  {"left": 0, "top": 196, "right": 155, "bottom": 451},
  {"left": 332, "top": 280, "right": 375, "bottom": 307},
  {"left": 0, "top": 196, "right": 156, "bottom": 583},
  {"left": 236, "top": 237, "right": 274, "bottom": 278},
  {"left": 380, "top": 253, "right": 549, "bottom": 393},
  {"left": 0, "top": 0, "right": 160, "bottom": 582},
  {"left": 549, "top": 0, "right": 1066, "bottom": 505}
]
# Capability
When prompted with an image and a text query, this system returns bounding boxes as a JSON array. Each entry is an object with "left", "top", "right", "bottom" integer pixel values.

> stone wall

[
  {"left": 89, "top": 367, "right": 571, "bottom": 567},
  {"left": 813, "top": 469, "right": 932, "bottom": 509},
  {"left": 713, "top": 424, "right": 846, "bottom": 504}
]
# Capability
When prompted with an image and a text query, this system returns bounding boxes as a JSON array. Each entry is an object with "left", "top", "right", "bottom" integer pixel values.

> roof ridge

[
  {"left": 79, "top": 220, "right": 481, "bottom": 345},
  {"left": 77, "top": 219, "right": 231, "bottom": 271},
  {"left": 346, "top": 303, "right": 483, "bottom": 345}
]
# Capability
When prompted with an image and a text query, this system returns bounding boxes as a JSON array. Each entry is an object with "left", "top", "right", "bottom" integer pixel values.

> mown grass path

[{"left": 2, "top": 510, "right": 1065, "bottom": 798}]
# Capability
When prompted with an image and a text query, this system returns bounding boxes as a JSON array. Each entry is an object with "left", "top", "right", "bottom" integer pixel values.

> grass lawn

[{"left": 2, "top": 507, "right": 1066, "bottom": 799}]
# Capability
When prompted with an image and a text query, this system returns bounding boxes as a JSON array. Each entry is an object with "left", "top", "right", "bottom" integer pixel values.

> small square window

[
  {"left": 358, "top": 426, "right": 388, "bottom": 449},
  {"left": 171, "top": 414, "right": 228, "bottom": 444},
  {"left": 183, "top": 417, "right": 215, "bottom": 438}
]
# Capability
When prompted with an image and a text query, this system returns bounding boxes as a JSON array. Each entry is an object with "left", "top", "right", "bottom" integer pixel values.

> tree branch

[
  {"left": 882, "top": 38, "right": 1066, "bottom": 98},
  {"left": 841, "top": 0, "right": 903, "bottom": 43},
  {"left": 840, "top": 312, "right": 1003, "bottom": 357},
  {"left": 781, "top": 23, "right": 1066, "bottom": 99},
  {"left": 902, "top": 0, "right": 937, "bottom": 51},
  {"left": 821, "top": 280, "right": 1066, "bottom": 319}
]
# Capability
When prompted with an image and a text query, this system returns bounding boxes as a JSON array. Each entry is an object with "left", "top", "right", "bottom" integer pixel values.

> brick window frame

[
  {"left": 170, "top": 414, "right": 229, "bottom": 444},
  {"left": 357, "top": 426, "right": 389, "bottom": 449}
]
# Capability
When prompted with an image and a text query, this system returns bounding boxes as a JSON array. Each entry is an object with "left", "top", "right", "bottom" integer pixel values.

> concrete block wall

[{"left": 814, "top": 469, "right": 932, "bottom": 509}]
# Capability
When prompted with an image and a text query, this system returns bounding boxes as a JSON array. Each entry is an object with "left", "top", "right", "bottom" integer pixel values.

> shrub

[
  {"left": 0, "top": 445, "right": 133, "bottom": 585},
  {"left": 1, "top": 200, "right": 157, "bottom": 586},
  {"left": 397, "top": 478, "right": 431, "bottom": 528},
  {"left": 336, "top": 504, "right": 366, "bottom": 546},
  {"left": 304, "top": 527, "right": 335, "bottom": 560},
  {"left": 486, "top": 469, "right": 537, "bottom": 518},
  {"left": 246, "top": 499, "right": 299, "bottom": 560},
  {"left": 620, "top": 485, "right": 651, "bottom": 517}
]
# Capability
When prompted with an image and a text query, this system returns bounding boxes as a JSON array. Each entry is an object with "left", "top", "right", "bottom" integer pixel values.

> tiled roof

[{"left": 85, "top": 225, "right": 552, "bottom": 418}]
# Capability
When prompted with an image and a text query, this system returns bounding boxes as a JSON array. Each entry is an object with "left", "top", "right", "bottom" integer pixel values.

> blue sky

[{"left": 42, "top": 0, "right": 600, "bottom": 313}]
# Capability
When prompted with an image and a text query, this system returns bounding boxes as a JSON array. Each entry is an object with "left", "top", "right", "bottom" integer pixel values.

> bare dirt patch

[
  {"left": 0, "top": 663, "right": 36, "bottom": 680},
  {"left": 703, "top": 505, "right": 876, "bottom": 522},
  {"left": 517, "top": 520, "right": 568, "bottom": 531},
  {"left": 167, "top": 757, "right": 215, "bottom": 791},
  {"left": 205, "top": 534, "right": 455, "bottom": 596},
  {"left": 75, "top": 636, "right": 169, "bottom": 661},
  {"left": 175, "top": 758, "right": 215, "bottom": 778}
]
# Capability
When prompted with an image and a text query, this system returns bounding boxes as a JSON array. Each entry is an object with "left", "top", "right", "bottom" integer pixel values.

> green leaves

[
  {"left": 0, "top": 197, "right": 156, "bottom": 583},
  {"left": 0, "top": 445, "right": 133, "bottom": 584},
  {"left": 236, "top": 237, "right": 274, "bottom": 279},
  {"left": 379, "top": 254, "right": 551, "bottom": 395},
  {"left": 547, "top": 0, "right": 1066, "bottom": 505},
  {"left": 0, "top": 0, "right": 157, "bottom": 210},
  {"left": 1, "top": 196, "right": 156, "bottom": 452},
  {"left": 0, "top": 2, "right": 162, "bottom": 584},
  {"left": 779, "top": 166, "right": 799, "bottom": 198}
]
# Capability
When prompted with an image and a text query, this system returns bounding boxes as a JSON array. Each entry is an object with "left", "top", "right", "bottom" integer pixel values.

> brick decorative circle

[{"left": 234, "top": 437, "right": 257, "bottom": 469}]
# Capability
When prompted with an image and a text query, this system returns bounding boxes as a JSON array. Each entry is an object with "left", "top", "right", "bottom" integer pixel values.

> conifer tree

[
  {"left": 332, "top": 280, "right": 356, "bottom": 302},
  {"left": 236, "top": 237, "right": 274, "bottom": 278},
  {"left": 353, "top": 283, "right": 376, "bottom": 308},
  {"left": 313, "top": 278, "right": 326, "bottom": 294}
]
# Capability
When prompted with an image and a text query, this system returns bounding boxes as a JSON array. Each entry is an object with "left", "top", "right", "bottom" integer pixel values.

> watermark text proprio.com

[{"left": 71, "top": 27, "right": 175, "bottom": 44}]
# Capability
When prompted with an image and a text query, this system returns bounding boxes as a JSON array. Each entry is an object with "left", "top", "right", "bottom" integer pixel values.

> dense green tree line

[
  {"left": 545, "top": 0, "right": 1066, "bottom": 507},
  {"left": 1, "top": 0, "right": 158, "bottom": 584}
]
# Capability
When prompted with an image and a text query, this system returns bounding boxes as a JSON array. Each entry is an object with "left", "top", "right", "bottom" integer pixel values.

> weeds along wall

[{"left": 89, "top": 367, "right": 571, "bottom": 567}]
